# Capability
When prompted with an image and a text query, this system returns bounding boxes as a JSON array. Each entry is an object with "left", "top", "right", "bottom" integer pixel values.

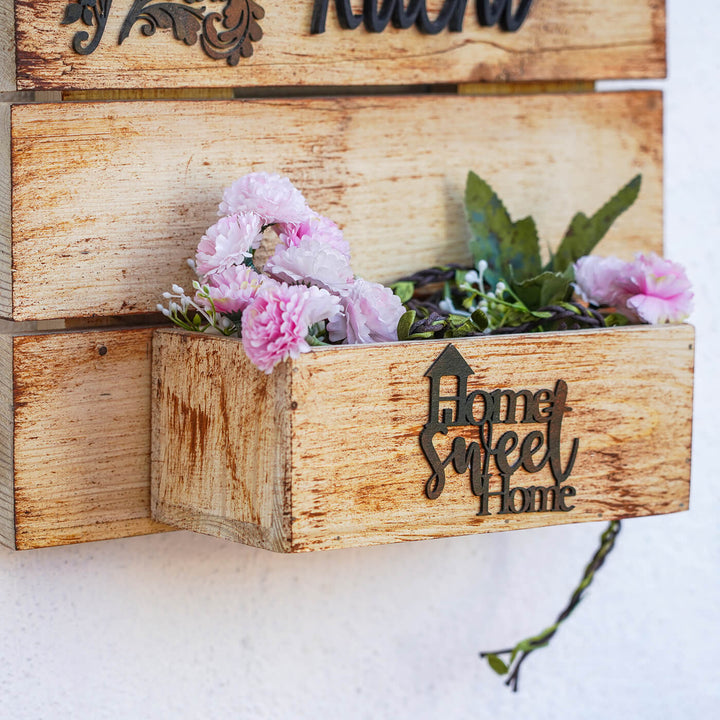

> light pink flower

[
  {"left": 242, "top": 284, "right": 341, "bottom": 373},
  {"left": 327, "top": 278, "right": 405, "bottom": 344},
  {"left": 265, "top": 236, "right": 354, "bottom": 290},
  {"left": 197, "top": 265, "right": 272, "bottom": 315},
  {"left": 278, "top": 215, "right": 351, "bottom": 258},
  {"left": 617, "top": 253, "right": 693, "bottom": 323},
  {"left": 218, "top": 172, "right": 313, "bottom": 225},
  {"left": 195, "top": 213, "right": 263, "bottom": 278},
  {"left": 574, "top": 255, "right": 629, "bottom": 306}
]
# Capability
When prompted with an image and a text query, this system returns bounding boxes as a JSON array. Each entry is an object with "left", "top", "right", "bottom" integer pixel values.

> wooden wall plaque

[
  {"left": 2, "top": 91, "right": 663, "bottom": 321},
  {"left": 152, "top": 324, "right": 693, "bottom": 553},
  {"left": 2, "top": 0, "right": 666, "bottom": 91}
]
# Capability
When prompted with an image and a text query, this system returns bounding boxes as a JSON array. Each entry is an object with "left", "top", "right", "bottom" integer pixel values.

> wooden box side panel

[
  {"left": 12, "top": 1, "right": 666, "bottom": 91},
  {"left": 151, "top": 330, "right": 293, "bottom": 552},
  {"left": 0, "top": 334, "right": 14, "bottom": 548},
  {"left": 0, "top": 1, "right": 14, "bottom": 91},
  {"left": 288, "top": 324, "right": 694, "bottom": 552},
  {"left": 9, "top": 91, "right": 663, "bottom": 321},
  {"left": 11, "top": 328, "right": 169, "bottom": 549}
]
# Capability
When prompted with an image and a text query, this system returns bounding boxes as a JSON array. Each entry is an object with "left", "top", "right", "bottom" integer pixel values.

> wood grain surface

[
  {"left": 151, "top": 329, "right": 293, "bottom": 552},
  {"left": 5, "top": 91, "right": 663, "bottom": 321},
  {"left": 5, "top": 1, "right": 666, "bottom": 91},
  {"left": 152, "top": 324, "right": 694, "bottom": 552},
  {"left": 1, "top": 327, "right": 171, "bottom": 550}
]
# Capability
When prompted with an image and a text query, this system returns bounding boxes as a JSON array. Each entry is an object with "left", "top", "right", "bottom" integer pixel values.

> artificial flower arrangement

[
  {"left": 159, "top": 171, "right": 693, "bottom": 691},
  {"left": 160, "top": 171, "right": 692, "bottom": 369}
]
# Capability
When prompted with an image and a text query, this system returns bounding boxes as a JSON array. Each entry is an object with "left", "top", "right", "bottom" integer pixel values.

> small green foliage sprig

[{"left": 395, "top": 172, "right": 641, "bottom": 338}]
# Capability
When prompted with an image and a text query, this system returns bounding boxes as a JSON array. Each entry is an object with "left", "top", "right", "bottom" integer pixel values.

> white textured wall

[{"left": 2, "top": 1, "right": 719, "bottom": 717}]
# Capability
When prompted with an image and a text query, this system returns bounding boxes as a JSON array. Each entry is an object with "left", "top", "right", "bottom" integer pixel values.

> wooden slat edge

[
  {"left": 0, "top": 333, "right": 15, "bottom": 548},
  {"left": 0, "top": 103, "right": 11, "bottom": 318},
  {"left": 12, "top": 327, "right": 172, "bottom": 550},
  {"left": 151, "top": 329, "right": 293, "bottom": 552},
  {"left": 0, "top": 2, "right": 15, "bottom": 92}
]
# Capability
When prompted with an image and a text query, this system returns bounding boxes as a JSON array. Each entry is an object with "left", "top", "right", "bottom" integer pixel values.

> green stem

[{"left": 480, "top": 520, "right": 621, "bottom": 692}]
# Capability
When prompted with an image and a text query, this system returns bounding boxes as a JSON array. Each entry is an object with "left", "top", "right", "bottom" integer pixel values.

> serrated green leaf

[
  {"left": 465, "top": 173, "right": 543, "bottom": 286},
  {"left": 391, "top": 281, "right": 415, "bottom": 304},
  {"left": 486, "top": 654, "right": 509, "bottom": 676},
  {"left": 408, "top": 331, "right": 437, "bottom": 340},
  {"left": 507, "top": 216, "right": 542, "bottom": 281},
  {"left": 512, "top": 271, "right": 572, "bottom": 310},
  {"left": 549, "top": 175, "right": 642, "bottom": 273},
  {"left": 465, "top": 172, "right": 513, "bottom": 286},
  {"left": 397, "top": 310, "right": 416, "bottom": 341}
]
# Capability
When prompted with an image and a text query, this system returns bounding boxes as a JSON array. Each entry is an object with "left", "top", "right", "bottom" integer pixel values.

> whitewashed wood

[
  {"left": 1, "top": 327, "right": 171, "bottom": 550},
  {"left": 5, "top": 91, "right": 663, "bottom": 321},
  {"left": 0, "top": 103, "right": 10, "bottom": 318},
  {"left": 4, "top": 1, "right": 666, "bottom": 92},
  {"left": 0, "top": 334, "right": 13, "bottom": 547},
  {"left": 152, "top": 324, "right": 694, "bottom": 552}
]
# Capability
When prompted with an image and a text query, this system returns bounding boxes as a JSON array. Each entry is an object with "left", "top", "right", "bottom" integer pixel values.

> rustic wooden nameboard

[
  {"left": 2, "top": 91, "right": 663, "bottom": 321},
  {"left": 2, "top": 1, "right": 666, "bottom": 92},
  {"left": 152, "top": 325, "right": 693, "bottom": 553},
  {"left": 0, "top": 326, "right": 170, "bottom": 550}
]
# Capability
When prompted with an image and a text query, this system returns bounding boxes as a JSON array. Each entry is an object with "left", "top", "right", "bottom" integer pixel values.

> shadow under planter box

[{"left": 151, "top": 323, "right": 694, "bottom": 553}]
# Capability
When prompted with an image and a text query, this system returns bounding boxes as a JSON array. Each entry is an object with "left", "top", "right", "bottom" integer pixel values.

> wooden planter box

[{"left": 151, "top": 324, "right": 694, "bottom": 553}]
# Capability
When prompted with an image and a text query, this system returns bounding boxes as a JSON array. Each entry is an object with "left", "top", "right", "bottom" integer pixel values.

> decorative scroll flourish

[
  {"left": 61, "top": 0, "right": 114, "bottom": 55},
  {"left": 62, "top": 0, "right": 265, "bottom": 64}
]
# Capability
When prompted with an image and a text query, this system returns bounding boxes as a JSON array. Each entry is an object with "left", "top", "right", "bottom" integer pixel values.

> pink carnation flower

[
  {"left": 195, "top": 213, "right": 263, "bottom": 278},
  {"left": 574, "top": 255, "right": 629, "bottom": 306},
  {"left": 197, "top": 265, "right": 272, "bottom": 315},
  {"left": 327, "top": 279, "right": 405, "bottom": 344},
  {"left": 218, "top": 172, "right": 313, "bottom": 225},
  {"left": 242, "top": 284, "right": 341, "bottom": 373},
  {"left": 265, "top": 236, "right": 354, "bottom": 291},
  {"left": 617, "top": 253, "right": 694, "bottom": 323},
  {"left": 278, "top": 215, "right": 351, "bottom": 258}
]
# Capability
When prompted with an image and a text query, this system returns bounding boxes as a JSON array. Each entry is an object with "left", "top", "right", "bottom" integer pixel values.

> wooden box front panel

[
  {"left": 3, "top": 91, "right": 663, "bottom": 321},
  {"left": 4, "top": 1, "right": 666, "bottom": 91},
  {"left": 152, "top": 325, "right": 694, "bottom": 553}
]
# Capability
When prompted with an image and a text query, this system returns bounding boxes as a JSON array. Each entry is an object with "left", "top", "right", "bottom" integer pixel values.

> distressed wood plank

[
  {"left": 152, "top": 324, "right": 694, "bottom": 552},
  {"left": 0, "top": 103, "right": 10, "bottom": 318},
  {"left": 7, "top": 327, "right": 171, "bottom": 550},
  {"left": 151, "top": 330, "right": 292, "bottom": 552},
  {"left": 0, "top": 334, "right": 14, "bottom": 547},
  {"left": 5, "top": 0, "right": 665, "bottom": 91},
  {"left": 7, "top": 91, "right": 663, "bottom": 321}
]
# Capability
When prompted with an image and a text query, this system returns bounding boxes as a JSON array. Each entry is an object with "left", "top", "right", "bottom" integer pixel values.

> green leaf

[
  {"left": 397, "top": 310, "right": 417, "bottom": 341},
  {"left": 512, "top": 271, "right": 572, "bottom": 310},
  {"left": 391, "top": 281, "right": 415, "bottom": 304},
  {"left": 486, "top": 654, "right": 509, "bottom": 676},
  {"left": 507, "top": 216, "right": 542, "bottom": 282},
  {"left": 549, "top": 175, "right": 642, "bottom": 273},
  {"left": 604, "top": 312, "right": 631, "bottom": 327},
  {"left": 470, "top": 309, "right": 489, "bottom": 332},
  {"left": 465, "top": 172, "right": 514, "bottom": 286},
  {"left": 465, "top": 174, "right": 543, "bottom": 286}
]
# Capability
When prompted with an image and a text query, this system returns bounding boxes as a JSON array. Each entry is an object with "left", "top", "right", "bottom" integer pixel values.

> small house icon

[{"left": 425, "top": 344, "right": 474, "bottom": 427}]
